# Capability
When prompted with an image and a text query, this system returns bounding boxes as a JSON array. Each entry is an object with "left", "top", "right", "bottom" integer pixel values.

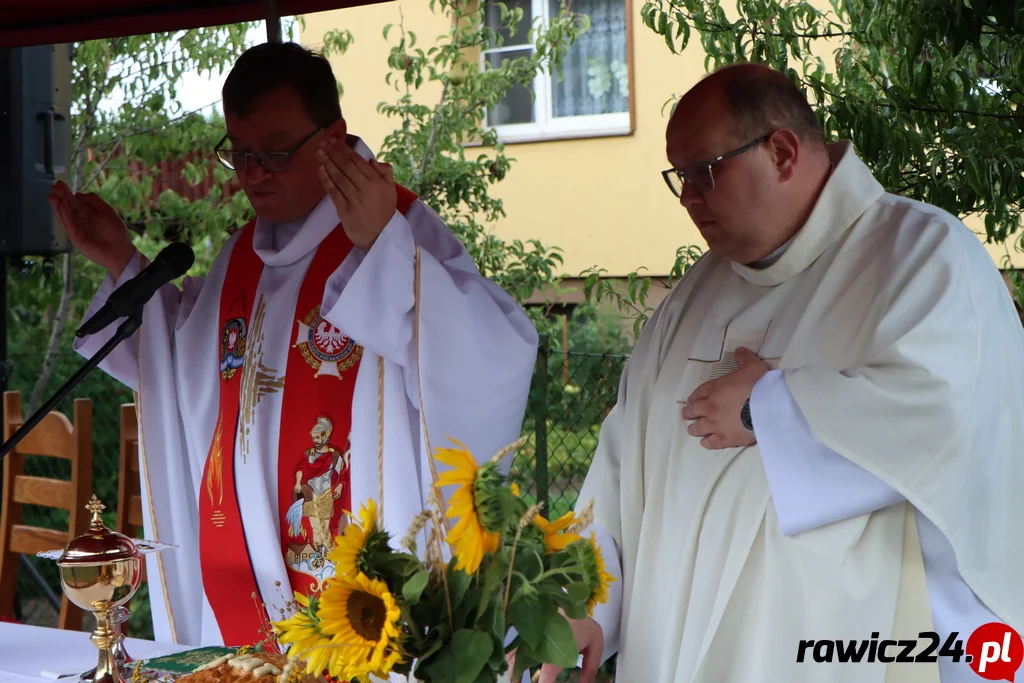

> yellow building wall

[{"left": 304, "top": 1, "right": 1023, "bottom": 280}]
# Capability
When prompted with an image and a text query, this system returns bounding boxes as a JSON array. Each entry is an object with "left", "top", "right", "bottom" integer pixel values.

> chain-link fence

[
  {"left": 510, "top": 336, "right": 627, "bottom": 522},
  {"left": 3, "top": 338, "right": 628, "bottom": 662}
]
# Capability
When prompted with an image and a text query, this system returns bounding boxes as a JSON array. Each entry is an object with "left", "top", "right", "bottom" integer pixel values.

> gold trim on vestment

[{"left": 133, "top": 253, "right": 180, "bottom": 644}]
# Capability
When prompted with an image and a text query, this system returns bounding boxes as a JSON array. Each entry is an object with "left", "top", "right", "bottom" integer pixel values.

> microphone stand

[{"left": 0, "top": 308, "right": 143, "bottom": 463}]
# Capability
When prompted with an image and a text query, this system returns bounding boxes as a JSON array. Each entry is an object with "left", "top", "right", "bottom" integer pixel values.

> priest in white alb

[
  {"left": 542, "top": 64, "right": 1024, "bottom": 683},
  {"left": 52, "top": 42, "right": 539, "bottom": 652}
]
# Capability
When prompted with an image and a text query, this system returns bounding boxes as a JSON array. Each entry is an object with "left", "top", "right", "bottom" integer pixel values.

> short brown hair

[{"left": 222, "top": 42, "right": 342, "bottom": 128}]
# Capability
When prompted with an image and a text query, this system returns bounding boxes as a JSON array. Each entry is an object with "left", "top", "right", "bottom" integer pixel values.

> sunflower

[
  {"left": 434, "top": 439, "right": 503, "bottom": 575},
  {"left": 315, "top": 572, "right": 404, "bottom": 681},
  {"left": 534, "top": 511, "right": 583, "bottom": 554},
  {"left": 327, "top": 499, "right": 391, "bottom": 579},
  {"left": 272, "top": 593, "right": 333, "bottom": 676},
  {"left": 581, "top": 532, "right": 616, "bottom": 617}
]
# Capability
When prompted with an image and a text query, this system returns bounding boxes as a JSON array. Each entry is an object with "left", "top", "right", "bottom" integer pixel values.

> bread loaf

[{"left": 175, "top": 652, "right": 294, "bottom": 683}]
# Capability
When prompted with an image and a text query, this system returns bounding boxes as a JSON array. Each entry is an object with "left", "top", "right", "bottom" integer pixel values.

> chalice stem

[{"left": 90, "top": 608, "right": 127, "bottom": 683}]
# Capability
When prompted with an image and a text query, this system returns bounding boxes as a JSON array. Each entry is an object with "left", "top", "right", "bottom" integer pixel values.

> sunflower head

[
  {"left": 434, "top": 440, "right": 506, "bottom": 574},
  {"left": 327, "top": 499, "right": 393, "bottom": 580},
  {"left": 472, "top": 461, "right": 506, "bottom": 533},
  {"left": 533, "top": 510, "right": 584, "bottom": 554},
  {"left": 272, "top": 593, "right": 332, "bottom": 676},
  {"left": 578, "top": 532, "right": 616, "bottom": 616},
  {"left": 314, "top": 572, "right": 404, "bottom": 681}
]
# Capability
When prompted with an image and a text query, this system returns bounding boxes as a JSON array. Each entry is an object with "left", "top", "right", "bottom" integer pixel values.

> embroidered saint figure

[{"left": 284, "top": 416, "right": 350, "bottom": 560}]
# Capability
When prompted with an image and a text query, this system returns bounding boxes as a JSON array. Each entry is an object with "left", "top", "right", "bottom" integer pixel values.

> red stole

[{"left": 198, "top": 189, "right": 417, "bottom": 647}]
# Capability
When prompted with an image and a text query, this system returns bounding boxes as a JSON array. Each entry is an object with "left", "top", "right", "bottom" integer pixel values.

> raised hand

[
  {"left": 48, "top": 181, "right": 135, "bottom": 278},
  {"left": 316, "top": 137, "right": 398, "bottom": 250}
]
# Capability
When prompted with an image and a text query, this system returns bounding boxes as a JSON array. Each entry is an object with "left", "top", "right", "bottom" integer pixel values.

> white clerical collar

[
  {"left": 749, "top": 235, "right": 794, "bottom": 269},
  {"left": 251, "top": 134, "right": 375, "bottom": 267},
  {"left": 730, "top": 141, "right": 884, "bottom": 287}
]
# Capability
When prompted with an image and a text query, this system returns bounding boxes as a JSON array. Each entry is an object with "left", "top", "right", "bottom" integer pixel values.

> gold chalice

[{"left": 56, "top": 496, "right": 143, "bottom": 683}]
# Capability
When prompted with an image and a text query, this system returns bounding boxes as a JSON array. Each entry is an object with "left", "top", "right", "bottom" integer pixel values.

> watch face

[{"left": 741, "top": 400, "right": 753, "bottom": 432}]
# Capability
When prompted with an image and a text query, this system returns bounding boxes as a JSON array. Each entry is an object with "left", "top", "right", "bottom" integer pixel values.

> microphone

[{"left": 76, "top": 242, "right": 195, "bottom": 338}]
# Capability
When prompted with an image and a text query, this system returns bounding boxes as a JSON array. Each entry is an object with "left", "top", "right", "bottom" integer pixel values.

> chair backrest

[
  {"left": 115, "top": 404, "right": 144, "bottom": 538},
  {"left": 0, "top": 391, "right": 93, "bottom": 631},
  {"left": 114, "top": 403, "right": 147, "bottom": 636}
]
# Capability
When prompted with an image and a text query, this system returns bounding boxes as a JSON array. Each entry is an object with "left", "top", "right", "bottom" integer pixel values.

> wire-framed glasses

[
  {"left": 214, "top": 127, "right": 323, "bottom": 173},
  {"left": 661, "top": 134, "right": 771, "bottom": 197}
]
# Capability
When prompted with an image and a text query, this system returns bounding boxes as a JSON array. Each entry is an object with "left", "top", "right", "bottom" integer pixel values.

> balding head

[
  {"left": 671, "top": 63, "right": 825, "bottom": 146},
  {"left": 663, "top": 63, "right": 833, "bottom": 264}
]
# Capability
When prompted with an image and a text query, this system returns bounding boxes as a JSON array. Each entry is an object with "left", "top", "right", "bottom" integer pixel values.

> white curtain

[{"left": 549, "top": 0, "right": 629, "bottom": 118}]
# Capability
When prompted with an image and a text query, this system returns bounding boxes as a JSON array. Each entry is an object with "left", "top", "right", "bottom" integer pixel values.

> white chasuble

[
  {"left": 73, "top": 136, "right": 539, "bottom": 655},
  {"left": 578, "top": 140, "right": 1024, "bottom": 683}
]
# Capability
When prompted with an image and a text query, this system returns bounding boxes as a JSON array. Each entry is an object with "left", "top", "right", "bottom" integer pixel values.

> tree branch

[
  {"left": 27, "top": 255, "right": 75, "bottom": 415},
  {"left": 86, "top": 100, "right": 222, "bottom": 152},
  {"left": 397, "top": 6, "right": 418, "bottom": 172}
]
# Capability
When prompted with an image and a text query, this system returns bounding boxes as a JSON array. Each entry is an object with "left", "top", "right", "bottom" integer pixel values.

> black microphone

[{"left": 75, "top": 242, "right": 195, "bottom": 338}]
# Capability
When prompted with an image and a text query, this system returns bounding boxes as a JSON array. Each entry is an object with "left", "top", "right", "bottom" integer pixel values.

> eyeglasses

[
  {"left": 214, "top": 128, "right": 323, "bottom": 173},
  {"left": 661, "top": 134, "right": 772, "bottom": 197}
]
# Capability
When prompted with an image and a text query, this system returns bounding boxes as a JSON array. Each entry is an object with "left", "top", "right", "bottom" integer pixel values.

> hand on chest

[{"left": 664, "top": 278, "right": 797, "bottom": 450}]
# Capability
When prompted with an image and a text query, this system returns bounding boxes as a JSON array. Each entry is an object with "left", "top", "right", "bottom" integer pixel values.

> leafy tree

[
  {"left": 10, "top": 25, "right": 264, "bottom": 413},
  {"left": 586, "top": 0, "right": 1024, "bottom": 332},
  {"left": 9, "top": 0, "right": 604, "bottom": 633},
  {"left": 317, "top": 0, "right": 591, "bottom": 332},
  {"left": 6, "top": 24, "right": 269, "bottom": 633}
]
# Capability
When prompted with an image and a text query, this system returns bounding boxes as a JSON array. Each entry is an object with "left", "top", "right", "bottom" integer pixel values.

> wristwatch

[{"left": 740, "top": 398, "right": 754, "bottom": 434}]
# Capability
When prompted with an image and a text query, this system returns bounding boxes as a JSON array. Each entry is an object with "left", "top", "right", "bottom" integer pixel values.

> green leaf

[
  {"left": 447, "top": 563, "right": 472, "bottom": 612},
  {"left": 403, "top": 569, "right": 431, "bottom": 605},
  {"left": 565, "top": 581, "right": 591, "bottom": 604},
  {"left": 509, "top": 591, "right": 549, "bottom": 649},
  {"left": 534, "top": 612, "right": 580, "bottom": 668},
  {"left": 416, "top": 644, "right": 459, "bottom": 683},
  {"left": 475, "top": 557, "right": 507, "bottom": 620},
  {"left": 966, "top": 157, "right": 985, "bottom": 195},
  {"left": 512, "top": 647, "right": 540, "bottom": 681},
  {"left": 452, "top": 629, "right": 494, "bottom": 683}
]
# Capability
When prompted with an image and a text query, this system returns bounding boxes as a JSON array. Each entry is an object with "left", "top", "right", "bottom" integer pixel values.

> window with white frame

[{"left": 482, "top": 0, "right": 631, "bottom": 142}]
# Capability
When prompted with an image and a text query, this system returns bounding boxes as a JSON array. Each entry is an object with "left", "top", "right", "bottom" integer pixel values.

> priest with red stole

[{"left": 54, "top": 42, "right": 539, "bottom": 650}]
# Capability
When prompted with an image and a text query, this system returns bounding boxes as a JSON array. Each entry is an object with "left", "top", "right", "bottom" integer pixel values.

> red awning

[{"left": 0, "top": 0, "right": 387, "bottom": 48}]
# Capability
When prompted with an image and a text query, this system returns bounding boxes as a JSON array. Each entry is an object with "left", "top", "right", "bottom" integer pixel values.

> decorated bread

[{"left": 175, "top": 651, "right": 297, "bottom": 683}]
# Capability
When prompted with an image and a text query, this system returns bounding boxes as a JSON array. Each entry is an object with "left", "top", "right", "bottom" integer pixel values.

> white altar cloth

[{"left": 0, "top": 623, "right": 189, "bottom": 681}]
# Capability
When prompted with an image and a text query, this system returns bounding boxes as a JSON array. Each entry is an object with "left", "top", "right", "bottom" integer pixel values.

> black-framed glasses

[
  {"left": 662, "top": 134, "right": 772, "bottom": 197},
  {"left": 214, "top": 127, "right": 323, "bottom": 173}
]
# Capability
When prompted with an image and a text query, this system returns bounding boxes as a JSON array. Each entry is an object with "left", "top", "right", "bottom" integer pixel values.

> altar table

[{"left": 0, "top": 622, "right": 190, "bottom": 683}]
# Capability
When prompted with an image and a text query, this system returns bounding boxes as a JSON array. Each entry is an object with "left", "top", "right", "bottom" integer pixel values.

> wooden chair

[
  {"left": 115, "top": 403, "right": 144, "bottom": 540},
  {"left": 115, "top": 403, "right": 147, "bottom": 635},
  {"left": 0, "top": 391, "right": 93, "bottom": 630}
]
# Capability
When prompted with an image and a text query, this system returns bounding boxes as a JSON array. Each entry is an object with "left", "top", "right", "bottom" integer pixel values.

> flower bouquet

[{"left": 271, "top": 438, "right": 614, "bottom": 683}]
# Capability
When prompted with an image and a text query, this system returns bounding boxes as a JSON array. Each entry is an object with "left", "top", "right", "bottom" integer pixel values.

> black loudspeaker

[{"left": 0, "top": 44, "right": 72, "bottom": 256}]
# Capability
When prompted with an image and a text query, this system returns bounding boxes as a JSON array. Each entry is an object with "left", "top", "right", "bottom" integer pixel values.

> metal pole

[
  {"left": 535, "top": 335, "right": 549, "bottom": 516},
  {"left": 0, "top": 258, "right": 7, "bottom": 393},
  {"left": 264, "top": 0, "right": 282, "bottom": 42},
  {"left": 18, "top": 555, "right": 61, "bottom": 612}
]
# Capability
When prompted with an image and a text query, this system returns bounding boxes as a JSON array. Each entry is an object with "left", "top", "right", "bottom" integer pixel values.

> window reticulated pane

[
  {"left": 485, "top": 49, "right": 537, "bottom": 125},
  {"left": 549, "top": 0, "right": 629, "bottom": 118},
  {"left": 485, "top": 0, "right": 533, "bottom": 48}
]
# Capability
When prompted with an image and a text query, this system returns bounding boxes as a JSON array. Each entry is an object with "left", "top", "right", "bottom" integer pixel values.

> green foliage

[
  {"left": 6, "top": 21, "right": 293, "bottom": 633},
  {"left": 638, "top": 0, "right": 1024, "bottom": 246},
  {"left": 275, "top": 459, "right": 606, "bottom": 683},
  {"left": 579, "top": 245, "right": 704, "bottom": 336},
  {"left": 319, "top": 0, "right": 592, "bottom": 308},
  {"left": 583, "top": 0, "right": 1024, "bottom": 332}
]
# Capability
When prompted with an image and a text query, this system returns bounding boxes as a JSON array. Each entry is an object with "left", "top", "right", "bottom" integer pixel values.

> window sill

[{"left": 465, "top": 123, "right": 634, "bottom": 147}]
